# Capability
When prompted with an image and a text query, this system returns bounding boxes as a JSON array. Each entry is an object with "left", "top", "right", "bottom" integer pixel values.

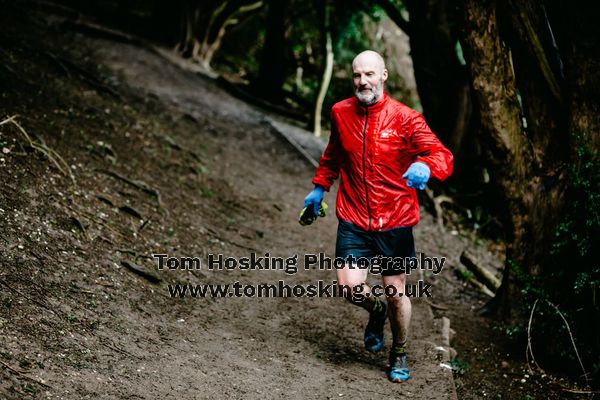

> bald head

[
  {"left": 352, "top": 50, "right": 388, "bottom": 105},
  {"left": 352, "top": 50, "right": 386, "bottom": 74}
]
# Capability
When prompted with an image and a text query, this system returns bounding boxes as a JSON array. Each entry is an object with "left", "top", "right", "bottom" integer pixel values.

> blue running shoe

[
  {"left": 388, "top": 352, "right": 410, "bottom": 382},
  {"left": 364, "top": 301, "right": 387, "bottom": 353}
]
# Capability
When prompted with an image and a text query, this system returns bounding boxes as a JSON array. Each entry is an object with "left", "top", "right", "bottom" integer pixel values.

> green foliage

[
  {"left": 508, "top": 132, "right": 600, "bottom": 378},
  {"left": 509, "top": 260, "right": 544, "bottom": 299},
  {"left": 325, "top": 1, "right": 410, "bottom": 115},
  {"left": 493, "top": 323, "right": 525, "bottom": 340},
  {"left": 512, "top": 133, "right": 599, "bottom": 298},
  {"left": 195, "top": 164, "right": 208, "bottom": 175},
  {"left": 450, "top": 357, "right": 469, "bottom": 376},
  {"left": 201, "top": 189, "right": 215, "bottom": 199},
  {"left": 212, "top": 6, "right": 267, "bottom": 80},
  {"left": 550, "top": 132, "right": 600, "bottom": 300},
  {"left": 460, "top": 270, "right": 473, "bottom": 281},
  {"left": 23, "top": 386, "right": 37, "bottom": 394},
  {"left": 88, "top": 299, "right": 98, "bottom": 309},
  {"left": 332, "top": 1, "right": 384, "bottom": 61}
]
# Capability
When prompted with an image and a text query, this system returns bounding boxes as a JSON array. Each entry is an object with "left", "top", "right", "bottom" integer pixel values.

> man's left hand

[{"left": 402, "top": 162, "right": 430, "bottom": 190}]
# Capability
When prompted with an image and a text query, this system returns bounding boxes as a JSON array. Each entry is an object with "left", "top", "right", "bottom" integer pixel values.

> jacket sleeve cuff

[
  {"left": 311, "top": 178, "right": 332, "bottom": 192},
  {"left": 415, "top": 157, "right": 453, "bottom": 181}
]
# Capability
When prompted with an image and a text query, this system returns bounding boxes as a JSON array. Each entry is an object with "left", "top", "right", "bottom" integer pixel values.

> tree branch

[
  {"left": 375, "top": 0, "right": 411, "bottom": 36},
  {"left": 508, "top": 0, "right": 563, "bottom": 104}
]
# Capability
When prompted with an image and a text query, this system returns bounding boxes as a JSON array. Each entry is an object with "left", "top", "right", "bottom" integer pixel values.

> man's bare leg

[
  {"left": 382, "top": 273, "right": 411, "bottom": 347},
  {"left": 383, "top": 273, "right": 411, "bottom": 381},
  {"left": 336, "top": 264, "right": 373, "bottom": 309},
  {"left": 337, "top": 265, "right": 387, "bottom": 352}
]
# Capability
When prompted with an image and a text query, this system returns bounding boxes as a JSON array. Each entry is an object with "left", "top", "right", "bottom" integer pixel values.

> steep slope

[{"left": 0, "top": 4, "right": 463, "bottom": 399}]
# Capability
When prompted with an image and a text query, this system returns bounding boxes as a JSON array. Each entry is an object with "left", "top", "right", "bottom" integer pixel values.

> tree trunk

[
  {"left": 196, "top": 0, "right": 263, "bottom": 70},
  {"left": 402, "top": 0, "right": 473, "bottom": 154},
  {"left": 313, "top": 0, "right": 333, "bottom": 137},
  {"left": 255, "top": 0, "right": 289, "bottom": 102},
  {"left": 460, "top": 0, "right": 600, "bottom": 376},
  {"left": 497, "top": 0, "right": 571, "bottom": 282},
  {"left": 546, "top": 0, "right": 600, "bottom": 153},
  {"left": 461, "top": 0, "right": 599, "bottom": 326},
  {"left": 500, "top": 0, "right": 568, "bottom": 166},
  {"left": 459, "top": 0, "right": 536, "bottom": 322},
  {"left": 175, "top": 1, "right": 201, "bottom": 58}
]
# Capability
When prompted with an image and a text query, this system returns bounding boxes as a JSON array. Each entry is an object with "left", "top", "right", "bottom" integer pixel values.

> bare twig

[
  {"left": 69, "top": 288, "right": 95, "bottom": 294},
  {"left": 64, "top": 204, "right": 130, "bottom": 240},
  {"left": 210, "top": 233, "right": 258, "bottom": 252},
  {"left": 0, "top": 360, "right": 52, "bottom": 388},
  {"left": 70, "top": 216, "right": 91, "bottom": 241},
  {"left": 545, "top": 300, "right": 590, "bottom": 386},
  {"left": 98, "top": 338, "right": 142, "bottom": 360},
  {"left": 526, "top": 298, "right": 591, "bottom": 390},
  {"left": 154, "top": 133, "right": 201, "bottom": 161},
  {"left": 138, "top": 217, "right": 151, "bottom": 232},
  {"left": 423, "top": 299, "right": 449, "bottom": 311},
  {"left": 0, "top": 279, "right": 58, "bottom": 316},
  {"left": 42, "top": 50, "right": 120, "bottom": 98},
  {"left": 424, "top": 187, "right": 454, "bottom": 228},
  {"left": 0, "top": 115, "right": 75, "bottom": 183},
  {"left": 526, "top": 298, "right": 544, "bottom": 373},
  {"left": 97, "top": 169, "right": 162, "bottom": 206},
  {"left": 559, "top": 386, "right": 600, "bottom": 394}
]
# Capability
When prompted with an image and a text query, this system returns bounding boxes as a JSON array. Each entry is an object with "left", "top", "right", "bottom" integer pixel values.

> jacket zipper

[{"left": 362, "top": 107, "right": 372, "bottom": 231}]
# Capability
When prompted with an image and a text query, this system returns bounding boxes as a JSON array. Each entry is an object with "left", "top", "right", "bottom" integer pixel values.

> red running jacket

[{"left": 312, "top": 92, "right": 453, "bottom": 231}]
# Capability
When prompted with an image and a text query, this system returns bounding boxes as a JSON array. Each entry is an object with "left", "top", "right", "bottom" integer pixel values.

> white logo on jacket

[{"left": 380, "top": 129, "right": 395, "bottom": 138}]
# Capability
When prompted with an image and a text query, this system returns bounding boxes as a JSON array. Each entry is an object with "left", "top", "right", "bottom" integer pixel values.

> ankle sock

[
  {"left": 371, "top": 298, "right": 384, "bottom": 313},
  {"left": 392, "top": 342, "right": 407, "bottom": 355}
]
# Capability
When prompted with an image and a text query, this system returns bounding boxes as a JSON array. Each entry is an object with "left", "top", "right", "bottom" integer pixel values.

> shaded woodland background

[{"left": 14, "top": 0, "right": 600, "bottom": 387}]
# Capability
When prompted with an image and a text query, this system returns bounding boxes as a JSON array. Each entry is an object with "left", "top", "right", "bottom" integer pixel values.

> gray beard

[{"left": 355, "top": 86, "right": 383, "bottom": 105}]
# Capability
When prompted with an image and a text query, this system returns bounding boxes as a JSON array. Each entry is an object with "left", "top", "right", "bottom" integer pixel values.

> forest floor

[{"left": 0, "top": 2, "right": 583, "bottom": 399}]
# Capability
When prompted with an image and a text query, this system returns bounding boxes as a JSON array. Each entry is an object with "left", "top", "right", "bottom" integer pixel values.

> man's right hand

[{"left": 304, "top": 185, "right": 325, "bottom": 216}]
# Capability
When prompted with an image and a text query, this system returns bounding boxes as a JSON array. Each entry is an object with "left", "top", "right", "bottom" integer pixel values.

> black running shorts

[{"left": 334, "top": 219, "right": 417, "bottom": 276}]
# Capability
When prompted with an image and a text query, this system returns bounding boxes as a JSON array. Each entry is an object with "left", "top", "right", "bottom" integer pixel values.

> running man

[{"left": 304, "top": 50, "right": 453, "bottom": 382}]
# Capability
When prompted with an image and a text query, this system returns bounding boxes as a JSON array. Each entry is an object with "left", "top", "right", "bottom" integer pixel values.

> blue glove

[
  {"left": 402, "top": 162, "right": 430, "bottom": 190},
  {"left": 304, "top": 185, "right": 325, "bottom": 216}
]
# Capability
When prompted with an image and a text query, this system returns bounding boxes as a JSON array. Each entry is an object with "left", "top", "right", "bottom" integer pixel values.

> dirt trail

[
  {"left": 89, "top": 38, "right": 458, "bottom": 400},
  {"left": 0, "top": 7, "right": 469, "bottom": 399}
]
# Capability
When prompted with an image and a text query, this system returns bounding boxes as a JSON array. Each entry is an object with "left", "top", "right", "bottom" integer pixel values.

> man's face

[{"left": 352, "top": 54, "right": 388, "bottom": 105}]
